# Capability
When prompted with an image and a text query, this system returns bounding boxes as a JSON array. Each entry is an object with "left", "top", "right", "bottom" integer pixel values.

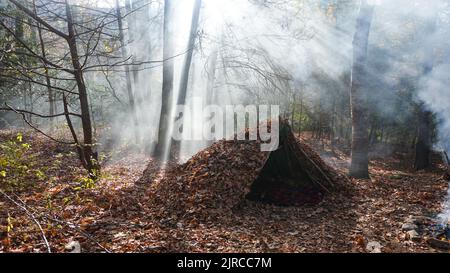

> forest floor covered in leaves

[{"left": 0, "top": 130, "right": 449, "bottom": 253}]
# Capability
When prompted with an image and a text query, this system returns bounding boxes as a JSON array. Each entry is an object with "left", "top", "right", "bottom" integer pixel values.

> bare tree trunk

[
  {"left": 330, "top": 97, "right": 337, "bottom": 152},
  {"left": 291, "top": 93, "right": 296, "bottom": 127},
  {"left": 414, "top": 14, "right": 437, "bottom": 171},
  {"left": 32, "top": 0, "right": 55, "bottom": 127},
  {"left": 115, "top": 0, "right": 139, "bottom": 143},
  {"left": 170, "top": 0, "right": 202, "bottom": 156},
  {"left": 349, "top": 0, "right": 374, "bottom": 179},
  {"left": 15, "top": 12, "right": 27, "bottom": 126},
  {"left": 298, "top": 87, "right": 303, "bottom": 137},
  {"left": 414, "top": 108, "right": 432, "bottom": 170},
  {"left": 154, "top": 0, "right": 175, "bottom": 159},
  {"left": 368, "top": 122, "right": 375, "bottom": 145},
  {"left": 28, "top": 83, "right": 33, "bottom": 123},
  {"left": 124, "top": 0, "right": 140, "bottom": 88},
  {"left": 141, "top": 0, "right": 153, "bottom": 100},
  {"left": 205, "top": 48, "right": 218, "bottom": 105},
  {"left": 125, "top": 0, "right": 153, "bottom": 114},
  {"left": 62, "top": 94, "right": 85, "bottom": 166},
  {"left": 176, "top": 0, "right": 202, "bottom": 107},
  {"left": 316, "top": 102, "right": 322, "bottom": 140},
  {"left": 65, "top": 1, "right": 98, "bottom": 175}
]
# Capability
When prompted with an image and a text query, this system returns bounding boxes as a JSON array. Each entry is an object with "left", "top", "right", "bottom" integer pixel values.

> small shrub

[
  {"left": 74, "top": 176, "right": 97, "bottom": 190},
  {"left": 0, "top": 133, "right": 46, "bottom": 190}
]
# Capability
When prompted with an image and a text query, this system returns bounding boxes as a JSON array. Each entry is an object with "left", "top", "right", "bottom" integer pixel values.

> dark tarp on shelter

[{"left": 246, "top": 122, "right": 334, "bottom": 206}]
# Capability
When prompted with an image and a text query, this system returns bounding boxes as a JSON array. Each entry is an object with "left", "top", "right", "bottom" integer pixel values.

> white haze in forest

[
  {"left": 367, "top": 0, "right": 450, "bottom": 155},
  {"left": 419, "top": 63, "right": 450, "bottom": 227},
  {"left": 108, "top": 0, "right": 450, "bottom": 225},
  {"left": 103, "top": 0, "right": 359, "bottom": 160},
  {"left": 89, "top": 0, "right": 450, "bottom": 165},
  {"left": 419, "top": 64, "right": 450, "bottom": 155},
  {"left": 176, "top": 0, "right": 357, "bottom": 159},
  {"left": 2, "top": 0, "right": 449, "bottom": 221}
]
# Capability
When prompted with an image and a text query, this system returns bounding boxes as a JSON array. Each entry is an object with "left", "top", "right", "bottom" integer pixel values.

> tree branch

[
  {"left": 8, "top": 0, "right": 69, "bottom": 39},
  {"left": 0, "top": 106, "right": 81, "bottom": 119},
  {"left": 4, "top": 103, "right": 76, "bottom": 145}
]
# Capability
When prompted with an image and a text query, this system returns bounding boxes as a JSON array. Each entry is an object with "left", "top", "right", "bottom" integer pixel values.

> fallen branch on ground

[
  {"left": 0, "top": 189, "right": 52, "bottom": 253},
  {"left": 427, "top": 237, "right": 450, "bottom": 250},
  {"left": 10, "top": 192, "right": 111, "bottom": 253}
]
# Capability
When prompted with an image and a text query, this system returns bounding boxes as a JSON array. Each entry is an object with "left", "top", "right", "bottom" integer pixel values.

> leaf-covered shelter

[{"left": 151, "top": 121, "right": 347, "bottom": 218}]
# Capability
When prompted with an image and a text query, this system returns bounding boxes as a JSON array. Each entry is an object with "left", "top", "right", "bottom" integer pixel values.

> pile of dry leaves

[
  {"left": 149, "top": 134, "right": 351, "bottom": 219},
  {"left": 150, "top": 140, "right": 267, "bottom": 218}
]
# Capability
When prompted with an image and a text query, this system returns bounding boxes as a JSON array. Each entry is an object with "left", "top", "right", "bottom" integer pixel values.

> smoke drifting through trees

[{"left": 1, "top": 0, "right": 449, "bottom": 172}]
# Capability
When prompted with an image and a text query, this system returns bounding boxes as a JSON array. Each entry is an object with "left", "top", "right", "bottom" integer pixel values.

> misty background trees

[
  {"left": 1, "top": 0, "right": 450, "bottom": 178},
  {"left": 349, "top": 0, "right": 373, "bottom": 178}
]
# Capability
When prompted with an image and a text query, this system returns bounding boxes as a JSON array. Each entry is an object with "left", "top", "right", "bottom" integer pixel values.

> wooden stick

[
  {"left": 287, "top": 135, "right": 332, "bottom": 193},
  {"left": 0, "top": 189, "right": 51, "bottom": 253},
  {"left": 11, "top": 193, "right": 111, "bottom": 253},
  {"left": 443, "top": 151, "right": 449, "bottom": 166},
  {"left": 427, "top": 237, "right": 450, "bottom": 250}
]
